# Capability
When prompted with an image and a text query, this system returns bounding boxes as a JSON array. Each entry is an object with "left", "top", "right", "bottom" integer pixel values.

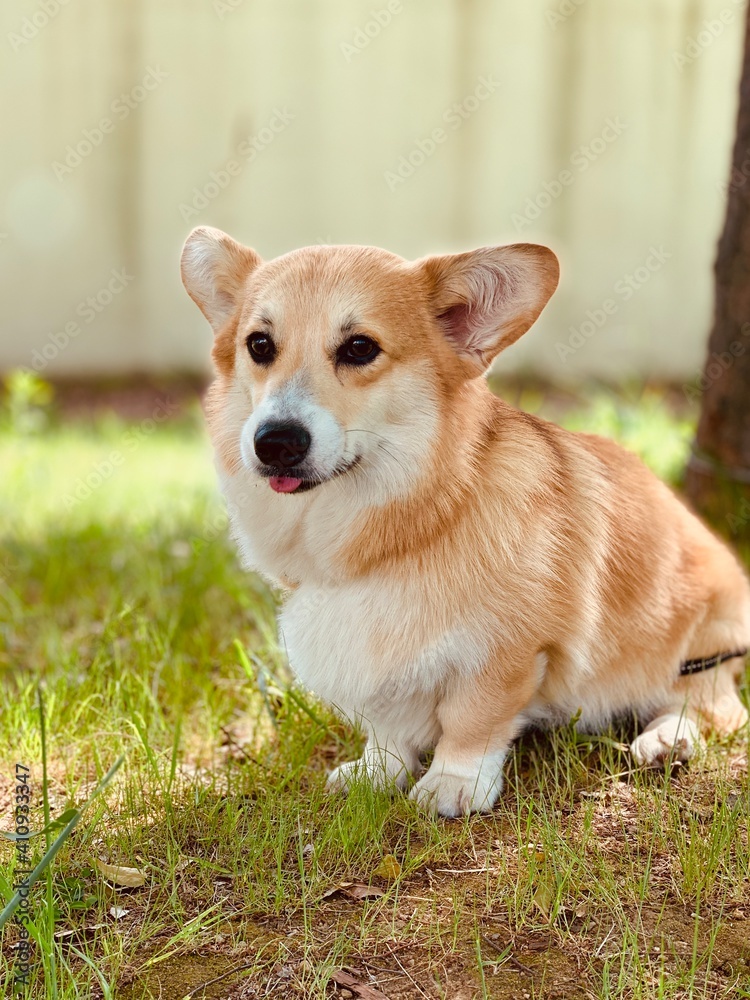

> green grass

[{"left": 0, "top": 383, "right": 748, "bottom": 999}]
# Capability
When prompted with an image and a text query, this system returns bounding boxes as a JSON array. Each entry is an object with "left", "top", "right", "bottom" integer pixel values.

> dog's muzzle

[{"left": 254, "top": 421, "right": 311, "bottom": 468}]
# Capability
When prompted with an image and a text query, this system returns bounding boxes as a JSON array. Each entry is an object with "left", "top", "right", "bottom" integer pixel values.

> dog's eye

[
  {"left": 246, "top": 333, "right": 275, "bottom": 364},
  {"left": 337, "top": 335, "right": 381, "bottom": 366}
]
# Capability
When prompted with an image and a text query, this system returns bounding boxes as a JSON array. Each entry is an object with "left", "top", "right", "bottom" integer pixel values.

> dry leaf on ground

[
  {"left": 95, "top": 859, "right": 147, "bottom": 888},
  {"left": 373, "top": 855, "right": 401, "bottom": 880},
  {"left": 322, "top": 882, "right": 384, "bottom": 902},
  {"left": 331, "top": 969, "right": 390, "bottom": 999}
]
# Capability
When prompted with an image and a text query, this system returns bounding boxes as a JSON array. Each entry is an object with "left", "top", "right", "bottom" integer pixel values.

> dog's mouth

[{"left": 263, "top": 456, "right": 361, "bottom": 495}]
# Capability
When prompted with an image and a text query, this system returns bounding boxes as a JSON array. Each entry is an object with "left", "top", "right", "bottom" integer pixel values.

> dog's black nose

[{"left": 254, "top": 422, "right": 311, "bottom": 468}]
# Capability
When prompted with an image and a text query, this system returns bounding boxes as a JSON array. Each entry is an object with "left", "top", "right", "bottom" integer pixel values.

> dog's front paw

[
  {"left": 326, "top": 759, "right": 367, "bottom": 794},
  {"left": 408, "top": 759, "right": 504, "bottom": 818},
  {"left": 630, "top": 714, "right": 701, "bottom": 767},
  {"left": 326, "top": 748, "right": 415, "bottom": 795}
]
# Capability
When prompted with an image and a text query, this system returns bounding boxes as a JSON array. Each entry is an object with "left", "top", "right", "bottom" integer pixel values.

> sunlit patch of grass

[{"left": 1, "top": 387, "right": 748, "bottom": 998}]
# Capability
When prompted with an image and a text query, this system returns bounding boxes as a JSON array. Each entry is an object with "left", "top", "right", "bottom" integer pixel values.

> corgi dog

[{"left": 181, "top": 227, "right": 750, "bottom": 817}]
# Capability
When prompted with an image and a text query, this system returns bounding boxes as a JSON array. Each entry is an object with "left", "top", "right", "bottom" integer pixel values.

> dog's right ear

[
  {"left": 419, "top": 244, "right": 559, "bottom": 377},
  {"left": 180, "top": 227, "right": 262, "bottom": 334}
]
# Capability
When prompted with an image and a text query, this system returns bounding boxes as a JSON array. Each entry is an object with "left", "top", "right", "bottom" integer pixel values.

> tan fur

[{"left": 181, "top": 227, "right": 750, "bottom": 817}]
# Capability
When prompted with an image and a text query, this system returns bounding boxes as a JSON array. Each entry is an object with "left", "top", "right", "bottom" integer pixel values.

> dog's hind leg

[
  {"left": 630, "top": 658, "right": 747, "bottom": 767},
  {"left": 629, "top": 712, "right": 701, "bottom": 767}
]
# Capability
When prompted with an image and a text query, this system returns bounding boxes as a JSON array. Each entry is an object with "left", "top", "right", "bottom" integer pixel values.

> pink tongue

[{"left": 269, "top": 476, "right": 303, "bottom": 494}]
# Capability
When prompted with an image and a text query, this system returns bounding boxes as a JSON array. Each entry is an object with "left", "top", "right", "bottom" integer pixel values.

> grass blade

[{"left": 0, "top": 755, "right": 125, "bottom": 931}]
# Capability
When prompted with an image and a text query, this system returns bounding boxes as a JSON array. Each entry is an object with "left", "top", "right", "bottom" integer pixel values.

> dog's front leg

[
  {"left": 410, "top": 653, "right": 539, "bottom": 817},
  {"left": 327, "top": 730, "right": 421, "bottom": 795}
]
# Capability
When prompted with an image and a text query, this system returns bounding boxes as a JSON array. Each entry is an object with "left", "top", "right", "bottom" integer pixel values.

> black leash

[{"left": 679, "top": 648, "right": 748, "bottom": 677}]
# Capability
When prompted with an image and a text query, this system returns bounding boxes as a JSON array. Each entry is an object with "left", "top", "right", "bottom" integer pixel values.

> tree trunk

[{"left": 685, "top": 6, "right": 750, "bottom": 539}]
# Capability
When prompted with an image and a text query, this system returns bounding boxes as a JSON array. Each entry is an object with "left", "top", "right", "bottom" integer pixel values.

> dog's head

[{"left": 181, "top": 228, "right": 558, "bottom": 498}]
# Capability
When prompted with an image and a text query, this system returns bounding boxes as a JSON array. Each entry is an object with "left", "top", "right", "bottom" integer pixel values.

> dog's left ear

[
  {"left": 181, "top": 226, "right": 262, "bottom": 334},
  {"left": 420, "top": 244, "right": 559, "bottom": 375}
]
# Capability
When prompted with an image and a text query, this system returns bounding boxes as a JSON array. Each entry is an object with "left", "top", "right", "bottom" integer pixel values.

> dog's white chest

[{"left": 279, "top": 578, "right": 488, "bottom": 734}]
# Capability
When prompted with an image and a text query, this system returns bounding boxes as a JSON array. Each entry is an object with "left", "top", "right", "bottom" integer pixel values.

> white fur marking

[{"left": 240, "top": 380, "right": 346, "bottom": 480}]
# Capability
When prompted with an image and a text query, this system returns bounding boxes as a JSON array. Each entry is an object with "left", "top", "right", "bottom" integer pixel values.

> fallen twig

[
  {"left": 180, "top": 961, "right": 256, "bottom": 999},
  {"left": 480, "top": 934, "right": 535, "bottom": 976}
]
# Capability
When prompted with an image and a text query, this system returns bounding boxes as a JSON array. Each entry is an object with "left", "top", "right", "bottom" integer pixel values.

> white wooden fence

[{"left": 0, "top": 0, "right": 745, "bottom": 381}]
